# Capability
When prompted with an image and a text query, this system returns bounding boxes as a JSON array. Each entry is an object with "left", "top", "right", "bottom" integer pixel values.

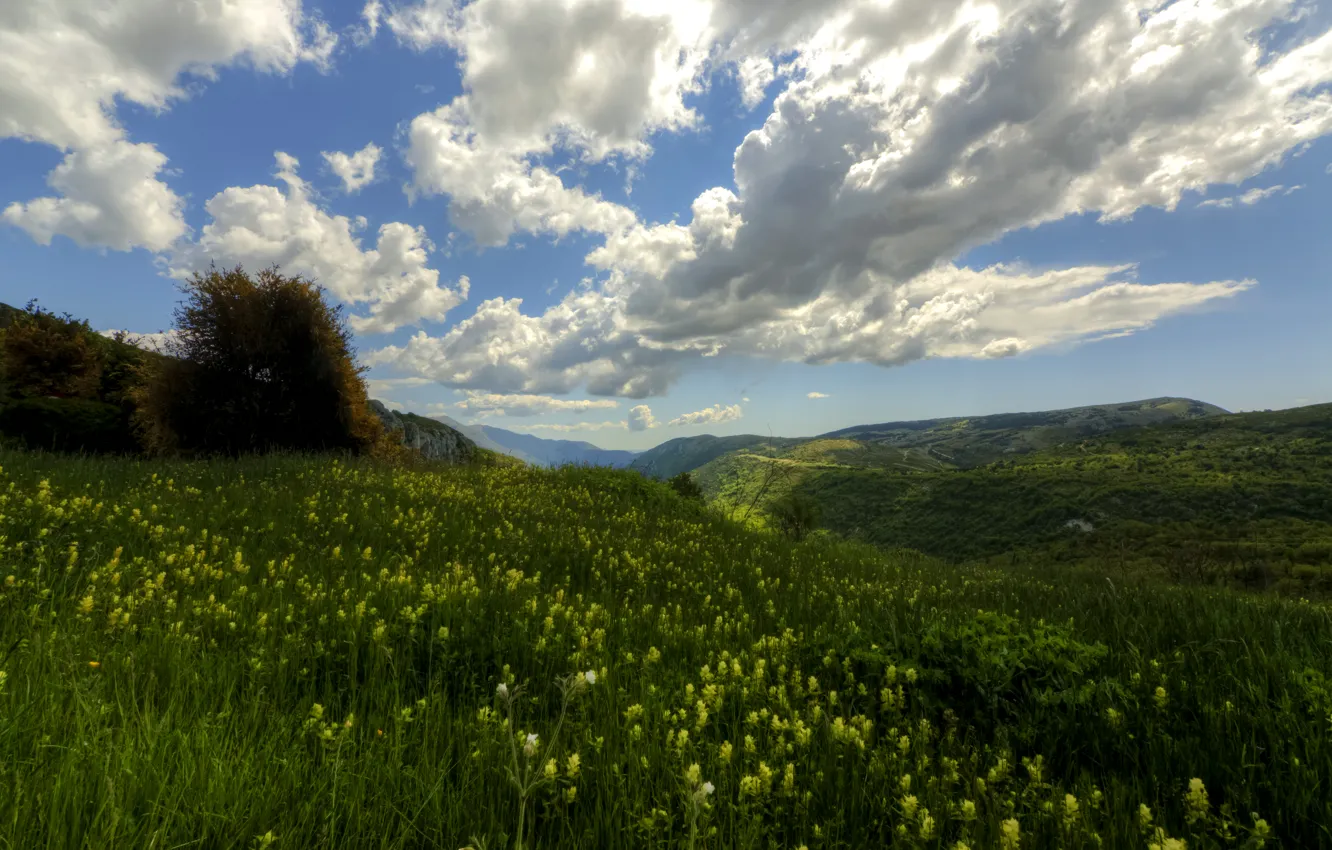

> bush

[
  {"left": 667, "top": 471, "right": 705, "bottom": 502},
  {"left": 769, "top": 490, "right": 822, "bottom": 542},
  {"left": 132, "top": 265, "right": 384, "bottom": 456},
  {"left": 0, "top": 301, "right": 104, "bottom": 401},
  {"left": 0, "top": 397, "right": 137, "bottom": 454}
]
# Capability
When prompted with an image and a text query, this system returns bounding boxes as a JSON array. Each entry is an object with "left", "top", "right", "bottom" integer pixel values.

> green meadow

[{"left": 1, "top": 449, "right": 1327, "bottom": 849}]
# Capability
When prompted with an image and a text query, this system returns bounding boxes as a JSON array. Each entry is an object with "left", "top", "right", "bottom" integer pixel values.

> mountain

[
  {"left": 479, "top": 425, "right": 638, "bottom": 468},
  {"left": 426, "top": 412, "right": 534, "bottom": 461},
  {"left": 821, "top": 396, "right": 1229, "bottom": 468},
  {"left": 368, "top": 400, "right": 476, "bottom": 464},
  {"left": 633, "top": 397, "right": 1227, "bottom": 480},
  {"left": 629, "top": 434, "right": 803, "bottom": 479},
  {"left": 696, "top": 402, "right": 1332, "bottom": 589}
]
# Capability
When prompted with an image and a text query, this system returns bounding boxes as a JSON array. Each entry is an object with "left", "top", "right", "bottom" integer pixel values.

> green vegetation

[
  {"left": 131, "top": 266, "right": 383, "bottom": 456},
  {"left": 631, "top": 434, "right": 802, "bottom": 480},
  {"left": 0, "top": 301, "right": 161, "bottom": 454},
  {"left": 696, "top": 403, "right": 1332, "bottom": 593},
  {"left": 2, "top": 449, "right": 1328, "bottom": 848}
]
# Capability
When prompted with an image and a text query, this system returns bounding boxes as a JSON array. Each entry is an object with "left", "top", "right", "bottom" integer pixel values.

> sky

[{"left": 2, "top": 0, "right": 1330, "bottom": 452}]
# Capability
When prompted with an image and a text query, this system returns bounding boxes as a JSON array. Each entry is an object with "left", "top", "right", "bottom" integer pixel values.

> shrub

[
  {"left": 668, "top": 471, "right": 705, "bottom": 502},
  {"left": 0, "top": 301, "right": 104, "bottom": 401},
  {"left": 769, "top": 490, "right": 822, "bottom": 541},
  {"left": 132, "top": 265, "right": 384, "bottom": 456}
]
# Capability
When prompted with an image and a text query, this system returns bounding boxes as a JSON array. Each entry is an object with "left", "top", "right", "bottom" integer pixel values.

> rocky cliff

[{"left": 368, "top": 400, "right": 477, "bottom": 464}]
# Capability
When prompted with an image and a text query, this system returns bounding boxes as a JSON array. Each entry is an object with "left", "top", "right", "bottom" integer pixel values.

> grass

[{"left": 1, "top": 448, "right": 1329, "bottom": 848}]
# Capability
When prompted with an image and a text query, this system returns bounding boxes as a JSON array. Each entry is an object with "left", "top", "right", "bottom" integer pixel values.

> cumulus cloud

[
  {"left": 1198, "top": 184, "right": 1303, "bottom": 208},
  {"left": 4, "top": 140, "right": 186, "bottom": 252},
  {"left": 98, "top": 328, "right": 179, "bottom": 352},
  {"left": 172, "top": 152, "right": 467, "bottom": 335},
  {"left": 628, "top": 404, "right": 658, "bottom": 431},
  {"left": 362, "top": 0, "right": 1330, "bottom": 398},
  {"left": 455, "top": 391, "right": 619, "bottom": 417},
  {"left": 669, "top": 403, "right": 744, "bottom": 427},
  {"left": 406, "top": 100, "right": 637, "bottom": 247},
  {"left": 807, "top": 392, "right": 830, "bottom": 399},
  {"left": 323, "top": 143, "right": 382, "bottom": 193},
  {"left": 1, "top": 0, "right": 336, "bottom": 252},
  {"left": 385, "top": 0, "right": 712, "bottom": 159}
]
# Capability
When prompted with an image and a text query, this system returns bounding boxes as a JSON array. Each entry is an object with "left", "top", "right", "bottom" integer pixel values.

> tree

[
  {"left": 668, "top": 471, "right": 705, "bottom": 503},
  {"left": 0, "top": 300, "right": 104, "bottom": 401},
  {"left": 132, "top": 265, "right": 384, "bottom": 456},
  {"left": 768, "top": 491, "right": 822, "bottom": 542}
]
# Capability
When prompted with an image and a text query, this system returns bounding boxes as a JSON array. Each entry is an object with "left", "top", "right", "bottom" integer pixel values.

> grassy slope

[
  {"left": 1, "top": 449, "right": 1330, "bottom": 847},
  {"left": 697, "top": 403, "right": 1332, "bottom": 584}
]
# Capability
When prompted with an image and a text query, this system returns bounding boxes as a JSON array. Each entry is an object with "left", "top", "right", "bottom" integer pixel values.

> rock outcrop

[{"left": 368, "top": 400, "right": 477, "bottom": 464}]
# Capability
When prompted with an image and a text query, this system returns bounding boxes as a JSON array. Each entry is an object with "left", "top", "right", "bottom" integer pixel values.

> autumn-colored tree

[
  {"left": 0, "top": 300, "right": 105, "bottom": 400},
  {"left": 133, "top": 265, "right": 383, "bottom": 456}
]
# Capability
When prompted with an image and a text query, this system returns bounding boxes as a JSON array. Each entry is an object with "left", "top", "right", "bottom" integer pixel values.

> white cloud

[
  {"left": 323, "top": 143, "right": 382, "bottom": 193},
  {"left": 628, "top": 404, "right": 658, "bottom": 431},
  {"left": 455, "top": 391, "right": 619, "bottom": 417},
  {"left": 4, "top": 140, "right": 186, "bottom": 252},
  {"left": 366, "top": 376, "right": 435, "bottom": 396},
  {"left": 172, "top": 152, "right": 467, "bottom": 335},
  {"left": 1199, "top": 184, "right": 1303, "bottom": 208},
  {"left": 1, "top": 0, "right": 336, "bottom": 252},
  {"left": 365, "top": 0, "right": 1330, "bottom": 399},
  {"left": 98, "top": 328, "right": 179, "bottom": 352},
  {"left": 735, "top": 55, "right": 777, "bottom": 110},
  {"left": 668, "top": 403, "right": 744, "bottom": 427},
  {"left": 385, "top": 0, "right": 713, "bottom": 159},
  {"left": 406, "top": 100, "right": 637, "bottom": 247},
  {"left": 352, "top": 0, "right": 384, "bottom": 46},
  {"left": 807, "top": 392, "right": 830, "bottom": 399}
]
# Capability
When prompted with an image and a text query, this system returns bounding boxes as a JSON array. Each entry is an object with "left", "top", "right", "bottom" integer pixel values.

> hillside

[
  {"left": 822, "top": 396, "right": 1228, "bottom": 468},
  {"left": 629, "top": 433, "right": 803, "bottom": 479},
  {"left": 698, "top": 402, "right": 1332, "bottom": 590},
  {"left": 428, "top": 412, "right": 532, "bottom": 460},
  {"left": 481, "top": 425, "right": 638, "bottom": 468},
  {"left": 634, "top": 397, "right": 1225, "bottom": 482},
  {"left": 1, "top": 449, "right": 1329, "bottom": 846}
]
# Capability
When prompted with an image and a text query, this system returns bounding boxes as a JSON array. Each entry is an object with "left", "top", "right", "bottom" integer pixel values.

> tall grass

[{"left": 1, "top": 449, "right": 1328, "bottom": 848}]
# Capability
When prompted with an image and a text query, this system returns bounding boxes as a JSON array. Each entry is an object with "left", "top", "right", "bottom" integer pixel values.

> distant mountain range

[
  {"left": 421, "top": 413, "right": 639, "bottom": 468},
  {"left": 629, "top": 396, "right": 1229, "bottom": 479}
]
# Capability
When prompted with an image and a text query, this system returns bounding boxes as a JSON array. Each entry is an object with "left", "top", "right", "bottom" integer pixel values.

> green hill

[
  {"left": 698, "top": 402, "right": 1332, "bottom": 591},
  {"left": 629, "top": 433, "right": 802, "bottom": 479},
  {"left": 822, "top": 396, "right": 1229, "bottom": 468},
  {"left": 635, "top": 397, "right": 1227, "bottom": 484},
  {"left": 1, "top": 448, "right": 1330, "bottom": 846}
]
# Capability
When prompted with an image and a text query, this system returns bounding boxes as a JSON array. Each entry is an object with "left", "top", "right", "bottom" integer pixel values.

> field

[{"left": 2, "top": 449, "right": 1330, "bottom": 849}]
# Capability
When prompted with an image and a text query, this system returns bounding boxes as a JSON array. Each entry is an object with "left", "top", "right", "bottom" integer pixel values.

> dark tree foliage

[
  {"left": 667, "top": 471, "right": 705, "bottom": 502},
  {"left": 0, "top": 300, "right": 104, "bottom": 401},
  {"left": 769, "top": 491, "right": 822, "bottom": 542},
  {"left": 132, "top": 265, "right": 383, "bottom": 456}
]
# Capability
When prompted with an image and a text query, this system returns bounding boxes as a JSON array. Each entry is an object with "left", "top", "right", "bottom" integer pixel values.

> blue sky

[{"left": 2, "top": 0, "right": 1330, "bottom": 451}]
